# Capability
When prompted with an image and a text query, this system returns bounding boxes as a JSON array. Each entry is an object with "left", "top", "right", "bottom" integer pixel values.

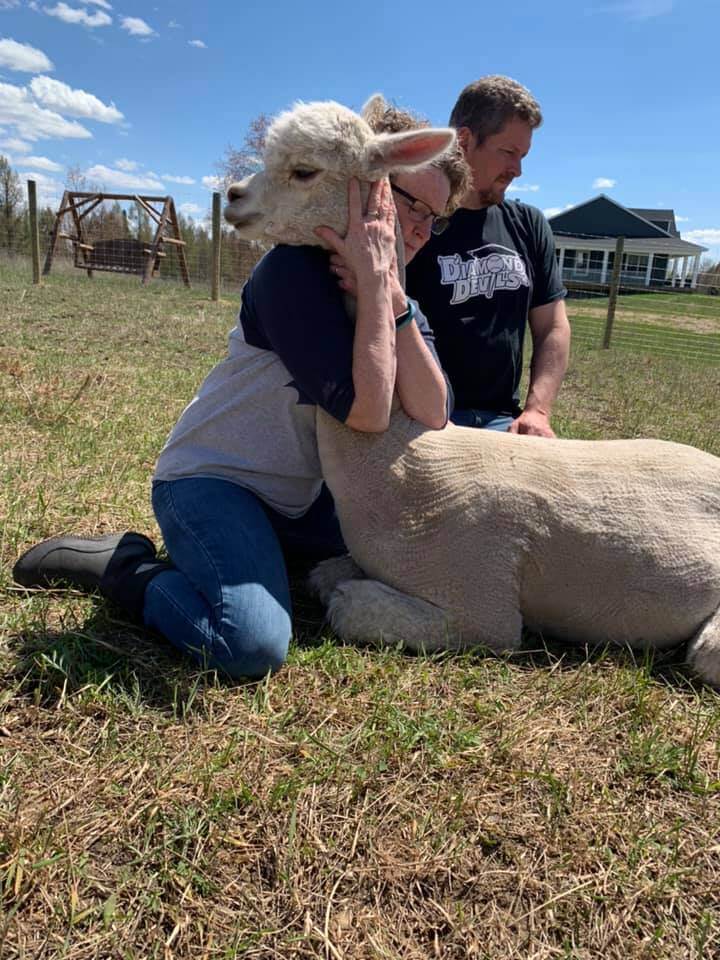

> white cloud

[
  {"left": 84, "top": 163, "right": 163, "bottom": 190},
  {"left": 543, "top": 204, "right": 573, "bottom": 219},
  {"left": 683, "top": 228, "right": 720, "bottom": 247},
  {"left": 16, "top": 168, "right": 62, "bottom": 205},
  {"left": 0, "top": 38, "right": 54, "bottom": 73},
  {"left": 188, "top": 39, "right": 206, "bottom": 48},
  {"left": 675, "top": 215, "right": 689, "bottom": 222},
  {"left": 0, "top": 1, "right": 21, "bottom": 9},
  {"left": 506, "top": 182, "right": 539, "bottom": 194},
  {"left": 179, "top": 202, "right": 203, "bottom": 217},
  {"left": 120, "top": 16, "right": 153, "bottom": 36},
  {"left": 597, "top": 0, "right": 674, "bottom": 20},
  {"left": 43, "top": 3, "right": 112, "bottom": 27},
  {"left": 163, "top": 173, "right": 195, "bottom": 184},
  {"left": 168, "top": 19, "right": 182, "bottom": 28},
  {"left": 114, "top": 157, "right": 137, "bottom": 171},
  {"left": 30, "top": 75, "right": 123, "bottom": 124},
  {"left": 87, "top": 0, "right": 111, "bottom": 8},
  {"left": 0, "top": 136, "right": 31, "bottom": 153},
  {"left": 593, "top": 177, "right": 616, "bottom": 189},
  {"left": 202, "top": 174, "right": 222, "bottom": 189},
  {"left": 23, "top": 154, "right": 62, "bottom": 171},
  {"left": 0, "top": 81, "right": 92, "bottom": 140}
]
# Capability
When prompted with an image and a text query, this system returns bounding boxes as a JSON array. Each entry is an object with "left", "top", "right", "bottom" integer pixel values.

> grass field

[
  {"left": 567, "top": 290, "right": 720, "bottom": 364},
  {"left": 2, "top": 261, "right": 720, "bottom": 959}
]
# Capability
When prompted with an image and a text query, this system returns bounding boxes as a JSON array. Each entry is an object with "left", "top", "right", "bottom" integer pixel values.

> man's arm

[{"left": 509, "top": 298, "right": 570, "bottom": 437}]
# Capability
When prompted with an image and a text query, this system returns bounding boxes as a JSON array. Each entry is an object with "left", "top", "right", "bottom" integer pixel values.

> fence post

[
  {"left": 211, "top": 191, "right": 221, "bottom": 301},
  {"left": 27, "top": 179, "right": 41, "bottom": 285},
  {"left": 603, "top": 236, "right": 625, "bottom": 349}
]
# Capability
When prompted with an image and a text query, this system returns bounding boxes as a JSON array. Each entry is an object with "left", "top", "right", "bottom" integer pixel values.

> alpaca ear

[
  {"left": 360, "top": 93, "right": 387, "bottom": 121},
  {"left": 364, "top": 128, "right": 457, "bottom": 177}
]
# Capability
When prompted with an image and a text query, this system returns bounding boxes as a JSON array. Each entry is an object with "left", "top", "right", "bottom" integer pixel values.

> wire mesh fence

[
  {"left": 4, "top": 182, "right": 720, "bottom": 366},
  {"left": 554, "top": 230, "right": 720, "bottom": 365}
]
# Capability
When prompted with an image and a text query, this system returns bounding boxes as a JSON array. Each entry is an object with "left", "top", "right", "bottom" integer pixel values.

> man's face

[{"left": 459, "top": 117, "right": 533, "bottom": 207}]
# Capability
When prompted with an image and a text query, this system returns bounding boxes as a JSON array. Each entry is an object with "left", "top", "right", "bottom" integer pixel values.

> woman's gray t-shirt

[{"left": 154, "top": 244, "right": 445, "bottom": 518}]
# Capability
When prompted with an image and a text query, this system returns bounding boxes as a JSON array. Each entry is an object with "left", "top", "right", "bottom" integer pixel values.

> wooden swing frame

[{"left": 43, "top": 192, "right": 190, "bottom": 286}]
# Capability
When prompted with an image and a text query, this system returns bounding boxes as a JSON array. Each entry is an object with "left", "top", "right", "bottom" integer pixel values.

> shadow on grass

[
  {"left": 5, "top": 595, "right": 259, "bottom": 718},
  {"left": 4, "top": 574, "right": 701, "bottom": 718},
  {"left": 514, "top": 627, "right": 697, "bottom": 691},
  {"left": 4, "top": 568, "right": 331, "bottom": 715}
]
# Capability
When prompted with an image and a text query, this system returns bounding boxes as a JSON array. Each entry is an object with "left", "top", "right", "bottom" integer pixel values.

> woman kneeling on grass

[{"left": 14, "top": 108, "right": 470, "bottom": 681}]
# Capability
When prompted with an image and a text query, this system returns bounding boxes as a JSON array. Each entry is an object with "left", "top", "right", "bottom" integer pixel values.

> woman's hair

[
  {"left": 364, "top": 99, "right": 471, "bottom": 214},
  {"left": 449, "top": 75, "right": 542, "bottom": 145}
]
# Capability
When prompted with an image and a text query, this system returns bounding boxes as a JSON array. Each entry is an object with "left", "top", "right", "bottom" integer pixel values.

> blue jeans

[
  {"left": 145, "top": 478, "right": 345, "bottom": 680},
  {"left": 451, "top": 408, "right": 515, "bottom": 432}
]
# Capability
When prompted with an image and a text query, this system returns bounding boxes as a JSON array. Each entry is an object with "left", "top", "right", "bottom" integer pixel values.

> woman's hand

[
  {"left": 328, "top": 252, "right": 357, "bottom": 296},
  {"left": 315, "top": 178, "right": 397, "bottom": 283}
]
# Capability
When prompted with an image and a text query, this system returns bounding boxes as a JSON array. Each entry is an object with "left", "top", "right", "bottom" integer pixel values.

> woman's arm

[
  {"left": 321, "top": 183, "right": 447, "bottom": 431},
  {"left": 389, "top": 280, "right": 448, "bottom": 430},
  {"left": 316, "top": 179, "right": 398, "bottom": 432}
]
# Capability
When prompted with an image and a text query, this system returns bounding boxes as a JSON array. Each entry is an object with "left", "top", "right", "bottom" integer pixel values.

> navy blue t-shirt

[
  {"left": 406, "top": 201, "right": 566, "bottom": 415},
  {"left": 155, "top": 244, "right": 449, "bottom": 517},
  {"left": 243, "top": 244, "right": 449, "bottom": 419}
]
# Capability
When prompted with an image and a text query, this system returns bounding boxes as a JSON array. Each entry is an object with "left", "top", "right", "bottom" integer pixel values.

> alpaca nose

[{"left": 227, "top": 183, "right": 246, "bottom": 203}]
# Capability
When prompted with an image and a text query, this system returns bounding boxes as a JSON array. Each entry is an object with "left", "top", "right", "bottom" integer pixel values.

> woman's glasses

[{"left": 391, "top": 184, "right": 450, "bottom": 236}]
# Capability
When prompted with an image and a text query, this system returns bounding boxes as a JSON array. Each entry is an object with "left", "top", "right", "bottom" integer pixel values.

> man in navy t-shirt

[{"left": 407, "top": 76, "right": 570, "bottom": 437}]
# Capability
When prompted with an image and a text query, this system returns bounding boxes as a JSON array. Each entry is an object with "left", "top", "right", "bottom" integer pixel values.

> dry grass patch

[{"left": 2, "top": 262, "right": 720, "bottom": 958}]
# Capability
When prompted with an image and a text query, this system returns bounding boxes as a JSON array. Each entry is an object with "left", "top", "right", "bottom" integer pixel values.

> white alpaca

[
  {"left": 225, "top": 97, "right": 720, "bottom": 686},
  {"left": 225, "top": 96, "right": 455, "bottom": 248}
]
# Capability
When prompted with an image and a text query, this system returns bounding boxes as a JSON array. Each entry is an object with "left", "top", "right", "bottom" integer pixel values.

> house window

[
  {"left": 589, "top": 251, "right": 604, "bottom": 272},
  {"left": 622, "top": 254, "right": 649, "bottom": 275},
  {"left": 575, "top": 251, "right": 590, "bottom": 275}
]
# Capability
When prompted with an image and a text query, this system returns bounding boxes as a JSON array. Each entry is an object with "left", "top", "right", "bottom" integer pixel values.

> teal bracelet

[{"left": 395, "top": 298, "right": 416, "bottom": 331}]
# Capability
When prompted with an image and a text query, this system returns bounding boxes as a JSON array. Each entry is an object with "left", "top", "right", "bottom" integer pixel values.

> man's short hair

[{"left": 449, "top": 76, "right": 542, "bottom": 145}]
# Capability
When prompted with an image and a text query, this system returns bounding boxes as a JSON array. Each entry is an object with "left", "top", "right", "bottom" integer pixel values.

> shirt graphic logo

[{"left": 437, "top": 244, "right": 529, "bottom": 305}]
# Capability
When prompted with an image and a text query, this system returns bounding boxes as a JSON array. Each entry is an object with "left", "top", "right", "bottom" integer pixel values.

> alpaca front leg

[
  {"left": 686, "top": 606, "right": 720, "bottom": 688},
  {"left": 326, "top": 578, "right": 524, "bottom": 655},
  {"left": 307, "top": 554, "right": 366, "bottom": 605},
  {"left": 327, "top": 579, "right": 456, "bottom": 652}
]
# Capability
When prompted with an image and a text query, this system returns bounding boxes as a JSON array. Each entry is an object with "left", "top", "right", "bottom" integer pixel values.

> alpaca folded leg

[
  {"left": 307, "top": 554, "right": 366, "bottom": 605},
  {"left": 326, "top": 579, "right": 455, "bottom": 652},
  {"left": 326, "top": 578, "right": 523, "bottom": 655},
  {"left": 686, "top": 606, "right": 720, "bottom": 688}
]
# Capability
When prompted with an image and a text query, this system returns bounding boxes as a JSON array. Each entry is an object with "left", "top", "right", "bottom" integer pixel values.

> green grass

[
  {"left": 1, "top": 260, "right": 719, "bottom": 959},
  {"left": 579, "top": 290, "right": 720, "bottom": 323},
  {"left": 566, "top": 289, "right": 720, "bottom": 364}
]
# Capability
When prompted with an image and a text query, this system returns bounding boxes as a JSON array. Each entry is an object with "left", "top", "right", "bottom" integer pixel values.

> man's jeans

[
  {"left": 146, "top": 478, "right": 345, "bottom": 680},
  {"left": 451, "top": 409, "right": 514, "bottom": 432}
]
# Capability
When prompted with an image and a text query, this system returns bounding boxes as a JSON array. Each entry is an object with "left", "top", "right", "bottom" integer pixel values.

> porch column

[
  {"left": 671, "top": 258, "right": 680, "bottom": 287},
  {"left": 681, "top": 257, "right": 691, "bottom": 288},
  {"left": 600, "top": 248, "right": 609, "bottom": 284},
  {"left": 691, "top": 254, "right": 701, "bottom": 290},
  {"left": 557, "top": 247, "right": 565, "bottom": 277},
  {"left": 644, "top": 253, "right": 654, "bottom": 287}
]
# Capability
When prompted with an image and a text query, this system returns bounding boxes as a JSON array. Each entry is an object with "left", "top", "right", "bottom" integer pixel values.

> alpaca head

[{"left": 224, "top": 96, "right": 456, "bottom": 247}]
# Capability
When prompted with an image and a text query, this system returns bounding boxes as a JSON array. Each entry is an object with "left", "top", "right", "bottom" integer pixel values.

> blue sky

[{"left": 1, "top": 0, "right": 718, "bottom": 260}]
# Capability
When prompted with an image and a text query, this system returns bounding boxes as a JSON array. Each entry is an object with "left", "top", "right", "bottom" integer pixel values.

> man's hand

[{"left": 509, "top": 407, "right": 556, "bottom": 437}]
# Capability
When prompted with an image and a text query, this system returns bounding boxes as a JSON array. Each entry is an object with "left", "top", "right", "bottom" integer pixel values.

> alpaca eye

[{"left": 291, "top": 168, "right": 319, "bottom": 182}]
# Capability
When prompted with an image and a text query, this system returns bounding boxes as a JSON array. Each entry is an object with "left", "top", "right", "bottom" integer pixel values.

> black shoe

[{"left": 13, "top": 532, "right": 157, "bottom": 592}]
